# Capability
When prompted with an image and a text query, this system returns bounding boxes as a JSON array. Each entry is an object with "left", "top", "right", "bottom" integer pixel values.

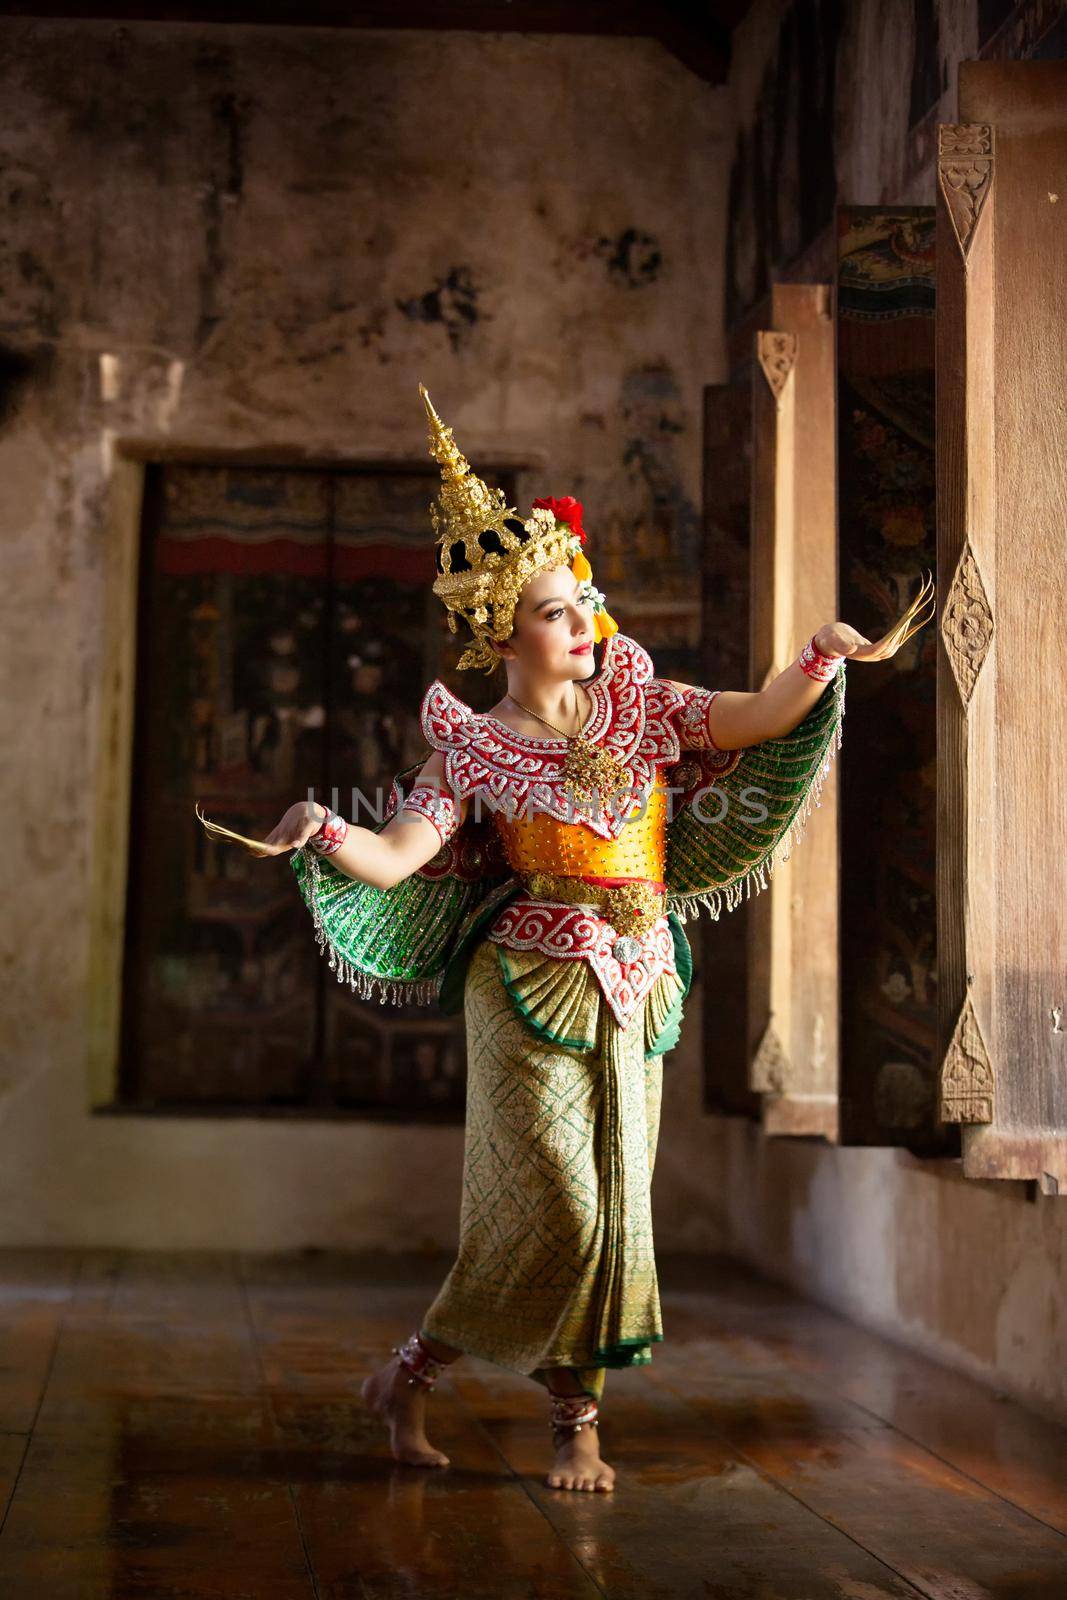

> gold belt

[{"left": 522, "top": 870, "right": 666, "bottom": 938}]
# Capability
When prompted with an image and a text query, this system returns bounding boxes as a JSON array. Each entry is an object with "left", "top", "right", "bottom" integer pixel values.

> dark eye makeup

[{"left": 542, "top": 595, "right": 591, "bottom": 623}]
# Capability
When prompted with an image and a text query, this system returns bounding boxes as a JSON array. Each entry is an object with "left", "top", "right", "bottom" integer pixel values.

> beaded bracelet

[
  {"left": 308, "top": 805, "right": 348, "bottom": 855},
  {"left": 676, "top": 685, "right": 725, "bottom": 752},
  {"left": 401, "top": 782, "right": 461, "bottom": 844},
  {"left": 798, "top": 634, "right": 845, "bottom": 683}
]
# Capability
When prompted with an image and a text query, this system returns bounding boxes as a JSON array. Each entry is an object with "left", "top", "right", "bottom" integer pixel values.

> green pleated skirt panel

[{"left": 421, "top": 938, "right": 677, "bottom": 1391}]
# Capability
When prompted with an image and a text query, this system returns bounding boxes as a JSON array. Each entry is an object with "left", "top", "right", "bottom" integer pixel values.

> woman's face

[{"left": 495, "top": 564, "right": 595, "bottom": 680}]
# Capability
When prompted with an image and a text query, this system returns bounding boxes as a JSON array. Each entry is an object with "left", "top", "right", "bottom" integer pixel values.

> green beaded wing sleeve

[
  {"left": 288, "top": 765, "right": 511, "bottom": 1005},
  {"left": 664, "top": 668, "right": 845, "bottom": 923}
]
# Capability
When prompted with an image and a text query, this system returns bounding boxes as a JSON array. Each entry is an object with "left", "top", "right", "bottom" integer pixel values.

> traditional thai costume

[{"left": 289, "top": 388, "right": 846, "bottom": 1402}]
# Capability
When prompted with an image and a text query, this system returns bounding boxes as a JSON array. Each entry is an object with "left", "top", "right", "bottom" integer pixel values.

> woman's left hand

[
  {"left": 816, "top": 571, "right": 936, "bottom": 664},
  {"left": 814, "top": 621, "right": 872, "bottom": 658}
]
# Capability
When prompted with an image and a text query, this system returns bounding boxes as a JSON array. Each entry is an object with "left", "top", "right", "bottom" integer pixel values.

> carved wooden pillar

[
  {"left": 937, "top": 62, "right": 1067, "bottom": 1191},
  {"left": 940, "top": 121, "right": 998, "bottom": 1126},
  {"left": 750, "top": 332, "right": 797, "bottom": 695},
  {"left": 749, "top": 330, "right": 797, "bottom": 1120},
  {"left": 936, "top": 121, "right": 998, "bottom": 1131},
  {"left": 749, "top": 288, "right": 839, "bottom": 1139}
]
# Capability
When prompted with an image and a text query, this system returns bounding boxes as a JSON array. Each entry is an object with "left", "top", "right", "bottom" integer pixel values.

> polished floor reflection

[{"left": 0, "top": 1249, "right": 1065, "bottom": 1598}]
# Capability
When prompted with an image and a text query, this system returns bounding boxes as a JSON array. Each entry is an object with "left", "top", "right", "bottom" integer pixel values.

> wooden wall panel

[
  {"left": 940, "top": 62, "right": 1067, "bottom": 1192},
  {"left": 701, "top": 384, "right": 759, "bottom": 1117},
  {"left": 749, "top": 287, "right": 839, "bottom": 1140}
]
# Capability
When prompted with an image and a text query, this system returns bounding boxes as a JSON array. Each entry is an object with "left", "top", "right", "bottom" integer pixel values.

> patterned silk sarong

[{"left": 421, "top": 937, "right": 682, "bottom": 1394}]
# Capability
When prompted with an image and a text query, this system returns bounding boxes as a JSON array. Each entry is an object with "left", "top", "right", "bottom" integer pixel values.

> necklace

[{"left": 506, "top": 685, "right": 627, "bottom": 804}]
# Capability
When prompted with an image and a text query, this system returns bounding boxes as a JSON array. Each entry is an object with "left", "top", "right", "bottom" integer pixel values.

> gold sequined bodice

[{"left": 492, "top": 776, "right": 668, "bottom": 883}]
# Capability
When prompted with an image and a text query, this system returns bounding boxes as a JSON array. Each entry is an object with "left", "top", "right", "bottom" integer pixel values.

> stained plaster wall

[
  {"left": 718, "top": 0, "right": 1067, "bottom": 1425},
  {"left": 0, "top": 19, "right": 731, "bottom": 1252}
]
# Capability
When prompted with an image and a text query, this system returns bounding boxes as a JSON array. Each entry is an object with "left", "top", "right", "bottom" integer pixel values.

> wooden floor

[{"left": 0, "top": 1251, "right": 1065, "bottom": 1598}]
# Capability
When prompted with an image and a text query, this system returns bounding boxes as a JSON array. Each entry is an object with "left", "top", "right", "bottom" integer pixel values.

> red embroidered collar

[{"left": 419, "top": 634, "right": 686, "bottom": 840}]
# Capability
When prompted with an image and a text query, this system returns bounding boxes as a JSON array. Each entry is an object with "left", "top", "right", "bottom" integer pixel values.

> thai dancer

[{"left": 199, "top": 385, "right": 932, "bottom": 1492}]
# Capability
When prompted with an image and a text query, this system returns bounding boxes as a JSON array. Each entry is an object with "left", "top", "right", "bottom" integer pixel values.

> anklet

[
  {"left": 393, "top": 1331, "right": 448, "bottom": 1391},
  {"left": 548, "top": 1392, "right": 599, "bottom": 1436}
]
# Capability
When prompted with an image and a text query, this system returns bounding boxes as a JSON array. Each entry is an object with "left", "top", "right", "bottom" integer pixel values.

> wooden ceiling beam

[{"left": 0, "top": 2, "right": 737, "bottom": 83}]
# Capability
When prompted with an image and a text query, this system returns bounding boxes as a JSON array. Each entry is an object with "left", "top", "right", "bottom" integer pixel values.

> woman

[{"left": 204, "top": 386, "right": 931, "bottom": 1493}]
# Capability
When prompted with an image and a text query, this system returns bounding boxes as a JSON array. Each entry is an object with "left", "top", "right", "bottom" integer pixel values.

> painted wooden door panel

[
  {"left": 119, "top": 462, "right": 472, "bottom": 1120},
  {"left": 836, "top": 206, "right": 945, "bottom": 1152}
]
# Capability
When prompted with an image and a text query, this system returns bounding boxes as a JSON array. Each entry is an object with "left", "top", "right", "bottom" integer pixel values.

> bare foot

[
  {"left": 361, "top": 1357, "right": 450, "bottom": 1468},
  {"left": 546, "top": 1428, "right": 616, "bottom": 1492}
]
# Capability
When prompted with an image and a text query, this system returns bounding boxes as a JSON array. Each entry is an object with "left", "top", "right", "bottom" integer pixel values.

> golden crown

[{"left": 421, "top": 383, "right": 582, "bottom": 672}]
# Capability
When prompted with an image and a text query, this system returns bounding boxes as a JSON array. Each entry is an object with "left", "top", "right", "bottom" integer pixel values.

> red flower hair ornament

[
  {"left": 531, "top": 495, "right": 586, "bottom": 547},
  {"left": 530, "top": 495, "right": 618, "bottom": 643}
]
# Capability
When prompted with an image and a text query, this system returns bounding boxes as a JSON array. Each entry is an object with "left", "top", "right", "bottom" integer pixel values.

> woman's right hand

[{"left": 260, "top": 800, "right": 328, "bottom": 856}]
